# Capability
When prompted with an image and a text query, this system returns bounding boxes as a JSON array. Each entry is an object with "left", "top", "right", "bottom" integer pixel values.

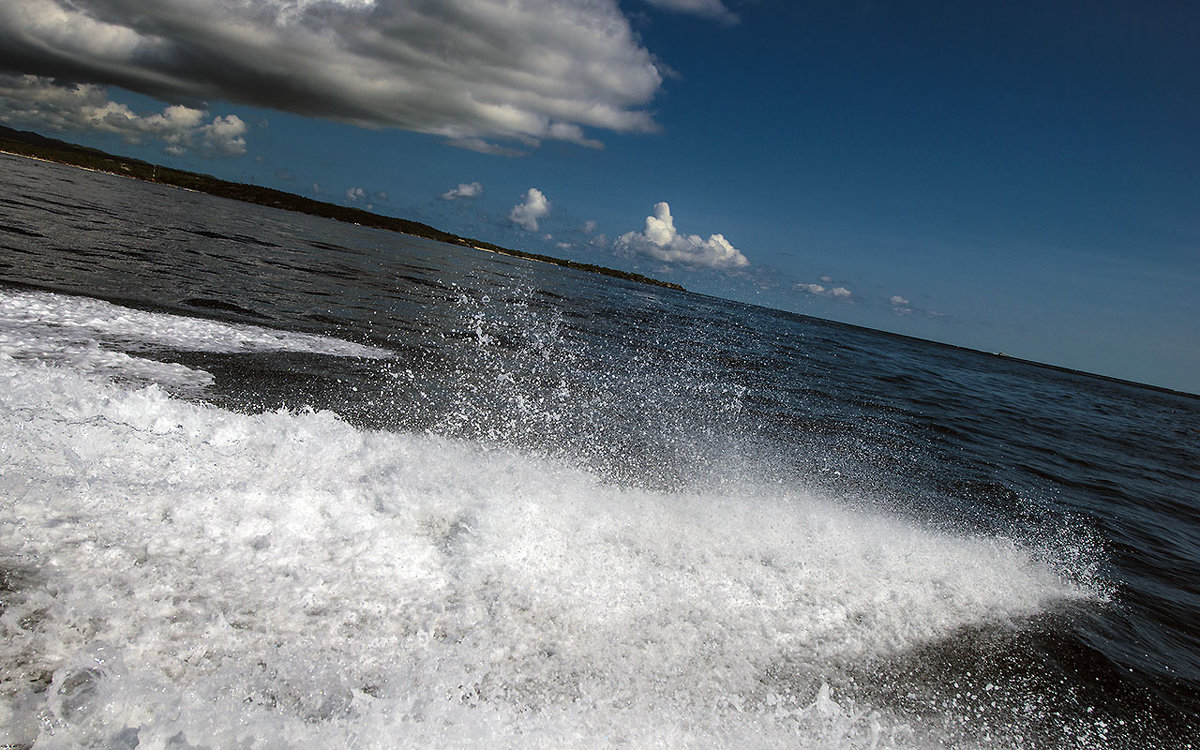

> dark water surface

[{"left": 2, "top": 153, "right": 1198, "bottom": 748}]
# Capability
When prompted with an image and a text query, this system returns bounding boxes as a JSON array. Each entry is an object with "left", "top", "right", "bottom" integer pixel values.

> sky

[{"left": 0, "top": 0, "right": 1197, "bottom": 393}]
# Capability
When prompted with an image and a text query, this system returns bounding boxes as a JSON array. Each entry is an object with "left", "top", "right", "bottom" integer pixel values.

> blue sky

[{"left": 1, "top": 1, "right": 1197, "bottom": 393}]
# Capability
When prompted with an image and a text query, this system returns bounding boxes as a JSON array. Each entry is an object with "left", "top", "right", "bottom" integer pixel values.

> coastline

[{"left": 0, "top": 126, "right": 685, "bottom": 293}]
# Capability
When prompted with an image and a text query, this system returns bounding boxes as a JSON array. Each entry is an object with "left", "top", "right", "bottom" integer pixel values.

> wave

[
  {"left": 0, "top": 288, "right": 389, "bottom": 388},
  {"left": 0, "top": 289, "right": 1108, "bottom": 748}
]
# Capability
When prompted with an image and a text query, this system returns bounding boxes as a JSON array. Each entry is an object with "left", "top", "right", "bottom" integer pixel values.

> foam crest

[
  {"left": 0, "top": 352, "right": 1095, "bottom": 748},
  {"left": 0, "top": 287, "right": 390, "bottom": 370}
]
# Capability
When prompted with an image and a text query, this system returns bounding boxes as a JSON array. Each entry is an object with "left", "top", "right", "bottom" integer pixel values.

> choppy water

[{"left": 1, "top": 152, "right": 1198, "bottom": 748}]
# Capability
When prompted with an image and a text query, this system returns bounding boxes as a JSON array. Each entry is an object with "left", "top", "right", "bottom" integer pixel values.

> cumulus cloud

[
  {"left": 643, "top": 0, "right": 738, "bottom": 24},
  {"left": 0, "top": 74, "right": 246, "bottom": 156},
  {"left": 0, "top": 0, "right": 664, "bottom": 152},
  {"left": 889, "top": 294, "right": 918, "bottom": 315},
  {"left": 345, "top": 186, "right": 387, "bottom": 207},
  {"left": 441, "top": 182, "right": 483, "bottom": 201},
  {"left": 797, "top": 280, "right": 854, "bottom": 301},
  {"left": 198, "top": 114, "right": 248, "bottom": 156},
  {"left": 510, "top": 188, "right": 551, "bottom": 231},
  {"left": 616, "top": 202, "right": 749, "bottom": 270}
]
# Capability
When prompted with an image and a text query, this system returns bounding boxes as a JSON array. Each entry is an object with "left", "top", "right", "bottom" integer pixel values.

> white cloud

[
  {"left": 441, "top": 182, "right": 483, "bottom": 200},
  {"left": 198, "top": 113, "right": 247, "bottom": 156},
  {"left": 616, "top": 202, "right": 749, "bottom": 270},
  {"left": 0, "top": 0, "right": 665, "bottom": 151},
  {"left": 449, "top": 137, "right": 528, "bottom": 158},
  {"left": 345, "top": 186, "right": 387, "bottom": 207},
  {"left": 510, "top": 188, "right": 551, "bottom": 231},
  {"left": 547, "top": 122, "right": 604, "bottom": 149},
  {"left": 582, "top": 219, "right": 598, "bottom": 234},
  {"left": 889, "top": 294, "right": 917, "bottom": 315},
  {"left": 797, "top": 281, "right": 854, "bottom": 301},
  {"left": 0, "top": 74, "right": 246, "bottom": 156},
  {"left": 643, "top": 0, "right": 738, "bottom": 24}
]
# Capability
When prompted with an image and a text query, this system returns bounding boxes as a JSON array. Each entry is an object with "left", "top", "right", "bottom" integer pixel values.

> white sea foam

[
  {"left": 0, "top": 289, "right": 1097, "bottom": 748},
  {"left": 0, "top": 288, "right": 389, "bottom": 391}
]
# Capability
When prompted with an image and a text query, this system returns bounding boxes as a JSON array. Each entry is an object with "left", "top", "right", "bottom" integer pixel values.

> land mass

[{"left": 0, "top": 125, "right": 684, "bottom": 292}]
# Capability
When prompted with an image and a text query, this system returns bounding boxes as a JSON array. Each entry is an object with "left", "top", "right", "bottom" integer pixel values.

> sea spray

[{"left": 2, "top": 308, "right": 1100, "bottom": 747}]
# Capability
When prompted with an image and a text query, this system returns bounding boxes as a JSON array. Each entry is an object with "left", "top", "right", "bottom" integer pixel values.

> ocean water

[{"left": 1, "top": 152, "right": 1198, "bottom": 748}]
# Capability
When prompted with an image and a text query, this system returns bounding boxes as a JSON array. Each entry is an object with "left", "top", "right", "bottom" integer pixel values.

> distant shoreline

[{"left": 0, "top": 125, "right": 685, "bottom": 293}]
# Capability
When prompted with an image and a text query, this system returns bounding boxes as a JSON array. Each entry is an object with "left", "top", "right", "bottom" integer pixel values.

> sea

[{"left": 1, "top": 151, "right": 1197, "bottom": 748}]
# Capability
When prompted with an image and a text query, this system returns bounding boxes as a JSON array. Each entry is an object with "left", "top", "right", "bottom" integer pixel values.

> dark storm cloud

[{"left": 0, "top": 0, "right": 666, "bottom": 151}]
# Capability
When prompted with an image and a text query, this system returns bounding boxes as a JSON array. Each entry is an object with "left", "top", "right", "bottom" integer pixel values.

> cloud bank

[
  {"left": 617, "top": 202, "right": 749, "bottom": 270},
  {"left": 441, "top": 182, "right": 483, "bottom": 201},
  {"left": 0, "top": 74, "right": 246, "bottom": 156},
  {"left": 0, "top": 0, "right": 665, "bottom": 152},
  {"left": 510, "top": 188, "right": 551, "bottom": 231}
]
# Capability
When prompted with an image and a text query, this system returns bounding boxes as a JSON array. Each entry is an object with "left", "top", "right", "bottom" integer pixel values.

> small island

[{"left": 0, "top": 125, "right": 685, "bottom": 292}]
